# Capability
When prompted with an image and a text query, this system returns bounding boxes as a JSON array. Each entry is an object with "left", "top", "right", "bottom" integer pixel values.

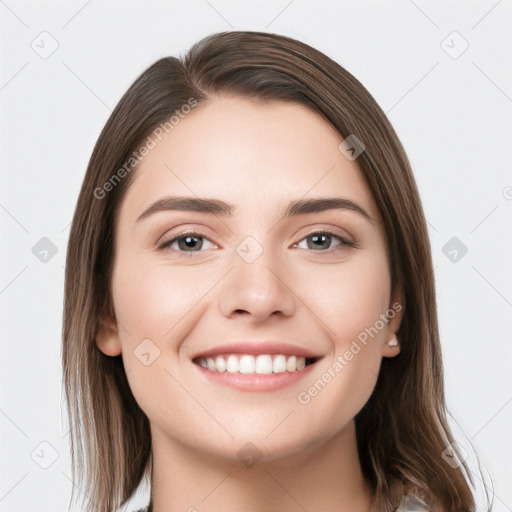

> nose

[{"left": 218, "top": 246, "right": 297, "bottom": 323}]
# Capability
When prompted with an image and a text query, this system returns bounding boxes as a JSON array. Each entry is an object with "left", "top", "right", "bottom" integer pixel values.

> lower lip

[{"left": 193, "top": 361, "right": 319, "bottom": 392}]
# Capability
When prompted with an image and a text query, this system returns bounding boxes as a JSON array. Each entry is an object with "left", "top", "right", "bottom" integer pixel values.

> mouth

[
  {"left": 190, "top": 341, "right": 324, "bottom": 392},
  {"left": 192, "top": 353, "right": 322, "bottom": 374}
]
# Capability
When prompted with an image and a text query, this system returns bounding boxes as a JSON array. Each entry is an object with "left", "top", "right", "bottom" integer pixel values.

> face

[{"left": 96, "top": 96, "right": 402, "bottom": 463}]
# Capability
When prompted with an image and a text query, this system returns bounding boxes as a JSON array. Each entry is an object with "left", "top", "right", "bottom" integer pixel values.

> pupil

[
  {"left": 179, "top": 235, "right": 202, "bottom": 251},
  {"left": 309, "top": 234, "right": 330, "bottom": 250}
]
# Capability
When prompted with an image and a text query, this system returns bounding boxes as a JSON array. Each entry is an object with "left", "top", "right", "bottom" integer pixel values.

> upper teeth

[{"left": 196, "top": 354, "right": 308, "bottom": 374}]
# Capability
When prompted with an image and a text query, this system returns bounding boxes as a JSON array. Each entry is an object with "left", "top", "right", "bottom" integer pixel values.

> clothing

[
  {"left": 132, "top": 493, "right": 432, "bottom": 512},
  {"left": 395, "top": 493, "right": 432, "bottom": 511}
]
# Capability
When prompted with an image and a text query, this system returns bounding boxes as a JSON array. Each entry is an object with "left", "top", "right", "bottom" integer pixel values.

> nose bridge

[{"left": 217, "top": 236, "right": 296, "bottom": 321}]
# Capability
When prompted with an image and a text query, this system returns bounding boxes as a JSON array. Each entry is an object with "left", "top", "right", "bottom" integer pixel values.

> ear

[
  {"left": 95, "top": 308, "right": 122, "bottom": 357},
  {"left": 381, "top": 286, "right": 404, "bottom": 359}
]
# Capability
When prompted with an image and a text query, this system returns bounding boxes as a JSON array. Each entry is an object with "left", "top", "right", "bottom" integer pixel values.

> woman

[{"left": 62, "top": 31, "right": 479, "bottom": 512}]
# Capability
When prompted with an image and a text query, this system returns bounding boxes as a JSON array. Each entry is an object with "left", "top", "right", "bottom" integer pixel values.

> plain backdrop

[{"left": 1, "top": 1, "right": 511, "bottom": 511}]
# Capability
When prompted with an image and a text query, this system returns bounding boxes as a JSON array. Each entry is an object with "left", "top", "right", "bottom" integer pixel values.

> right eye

[{"left": 158, "top": 231, "right": 217, "bottom": 255}]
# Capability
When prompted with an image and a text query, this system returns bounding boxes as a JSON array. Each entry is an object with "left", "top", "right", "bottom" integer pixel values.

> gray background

[{"left": 1, "top": 1, "right": 511, "bottom": 511}]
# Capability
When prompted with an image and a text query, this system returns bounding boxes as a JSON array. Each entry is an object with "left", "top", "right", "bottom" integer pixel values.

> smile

[
  {"left": 193, "top": 354, "right": 320, "bottom": 374},
  {"left": 192, "top": 353, "right": 323, "bottom": 392}
]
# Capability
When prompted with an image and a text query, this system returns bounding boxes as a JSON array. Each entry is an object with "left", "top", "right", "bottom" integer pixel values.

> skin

[{"left": 96, "top": 96, "right": 403, "bottom": 512}]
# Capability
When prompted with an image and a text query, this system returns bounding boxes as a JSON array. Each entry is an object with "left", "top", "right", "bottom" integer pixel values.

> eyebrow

[{"left": 136, "top": 195, "right": 375, "bottom": 225}]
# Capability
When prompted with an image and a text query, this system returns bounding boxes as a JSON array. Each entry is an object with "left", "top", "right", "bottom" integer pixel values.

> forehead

[{"left": 118, "top": 96, "right": 380, "bottom": 226}]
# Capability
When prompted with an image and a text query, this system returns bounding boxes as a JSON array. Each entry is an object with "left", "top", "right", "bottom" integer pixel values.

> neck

[{"left": 149, "top": 420, "right": 375, "bottom": 512}]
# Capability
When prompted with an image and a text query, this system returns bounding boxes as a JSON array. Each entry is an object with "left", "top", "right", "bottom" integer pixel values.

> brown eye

[{"left": 158, "top": 232, "right": 216, "bottom": 254}]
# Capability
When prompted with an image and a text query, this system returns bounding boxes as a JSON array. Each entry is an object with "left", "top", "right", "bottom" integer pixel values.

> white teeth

[
  {"left": 273, "top": 354, "right": 287, "bottom": 373},
  {"left": 196, "top": 353, "right": 314, "bottom": 374},
  {"left": 286, "top": 355, "right": 296, "bottom": 372},
  {"left": 226, "top": 355, "right": 238, "bottom": 373},
  {"left": 255, "top": 355, "right": 273, "bottom": 374},
  {"left": 239, "top": 355, "right": 254, "bottom": 374},
  {"left": 215, "top": 356, "right": 226, "bottom": 372}
]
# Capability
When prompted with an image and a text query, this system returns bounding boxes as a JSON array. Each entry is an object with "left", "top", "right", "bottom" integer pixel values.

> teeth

[
  {"left": 239, "top": 355, "right": 255, "bottom": 374},
  {"left": 273, "top": 354, "right": 287, "bottom": 373},
  {"left": 226, "top": 355, "right": 238, "bottom": 373},
  {"left": 255, "top": 354, "right": 273, "bottom": 374},
  {"left": 215, "top": 356, "right": 226, "bottom": 372},
  {"left": 196, "top": 354, "right": 310, "bottom": 374}
]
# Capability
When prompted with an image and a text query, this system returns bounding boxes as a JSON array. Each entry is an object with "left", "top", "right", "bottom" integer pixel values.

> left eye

[
  {"left": 294, "top": 231, "right": 351, "bottom": 251},
  {"left": 158, "top": 233, "right": 216, "bottom": 253}
]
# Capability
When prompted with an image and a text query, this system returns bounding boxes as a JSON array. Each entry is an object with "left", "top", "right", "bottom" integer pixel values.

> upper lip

[{"left": 191, "top": 341, "right": 323, "bottom": 360}]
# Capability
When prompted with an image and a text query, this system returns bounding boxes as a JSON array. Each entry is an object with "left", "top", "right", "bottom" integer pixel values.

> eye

[
  {"left": 293, "top": 231, "right": 355, "bottom": 251},
  {"left": 158, "top": 231, "right": 217, "bottom": 254}
]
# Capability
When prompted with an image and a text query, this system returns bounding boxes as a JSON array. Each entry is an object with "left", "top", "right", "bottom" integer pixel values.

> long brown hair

[{"left": 62, "top": 30, "right": 477, "bottom": 512}]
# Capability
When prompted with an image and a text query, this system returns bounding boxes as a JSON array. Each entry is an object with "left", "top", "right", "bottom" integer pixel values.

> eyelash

[{"left": 157, "top": 230, "right": 356, "bottom": 256}]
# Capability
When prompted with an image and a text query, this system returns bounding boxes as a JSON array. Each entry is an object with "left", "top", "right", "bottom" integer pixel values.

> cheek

[
  {"left": 292, "top": 250, "right": 391, "bottom": 348},
  {"left": 111, "top": 259, "right": 215, "bottom": 422},
  {"left": 111, "top": 259, "right": 210, "bottom": 344},
  {"left": 292, "top": 251, "right": 389, "bottom": 413}
]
